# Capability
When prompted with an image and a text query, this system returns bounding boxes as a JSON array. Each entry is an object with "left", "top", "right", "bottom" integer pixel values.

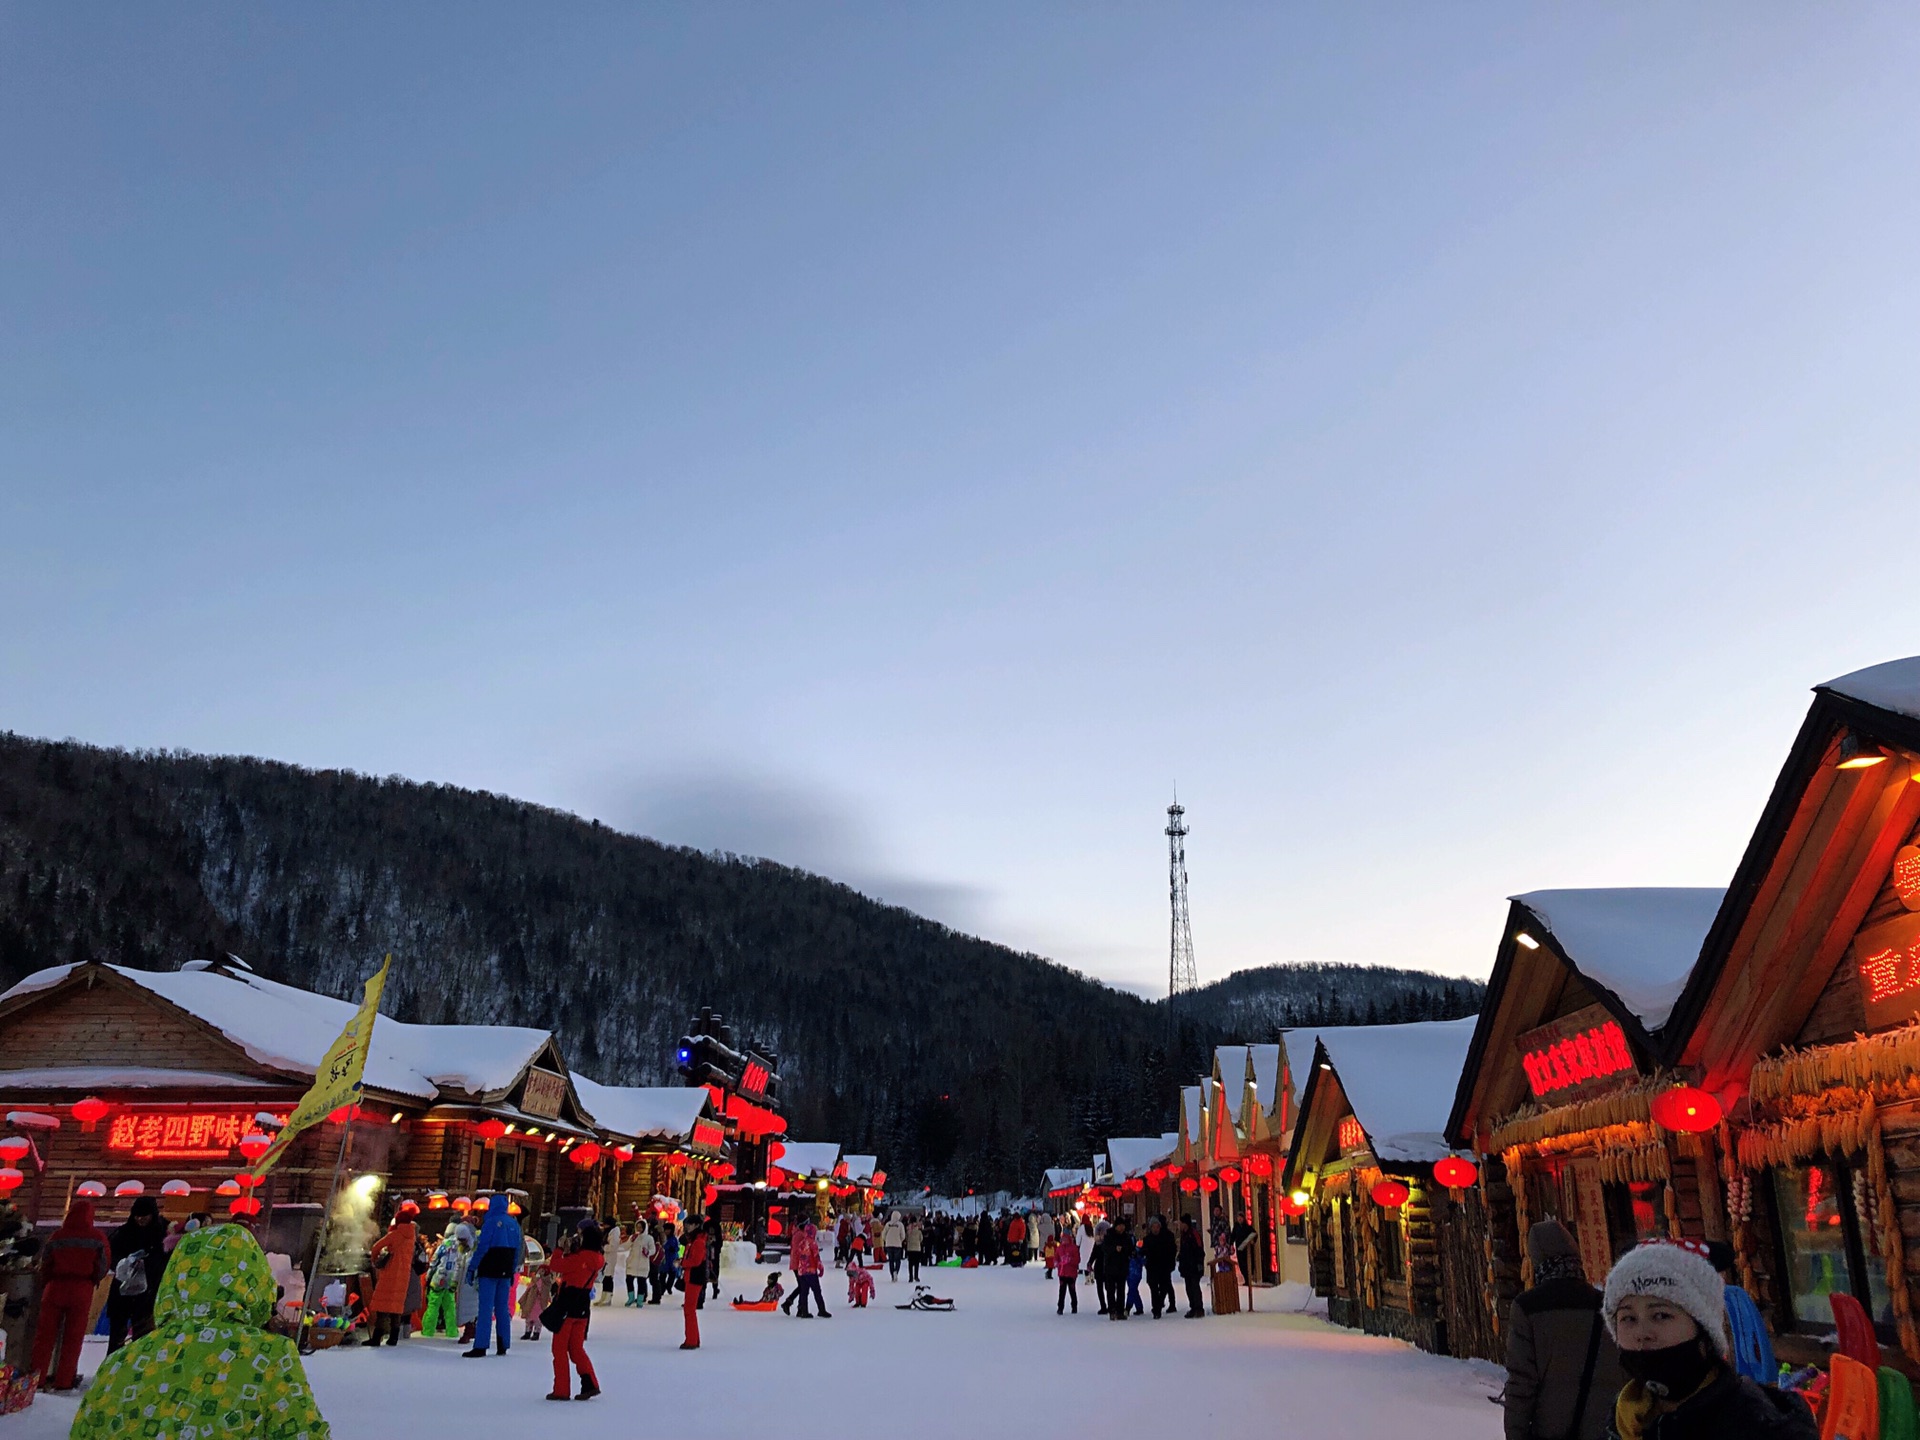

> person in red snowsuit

[
  {"left": 785, "top": 1217, "right": 830, "bottom": 1318},
  {"left": 33, "top": 1197, "right": 110, "bottom": 1390},
  {"left": 680, "top": 1224, "right": 707, "bottom": 1350},
  {"left": 546, "top": 1227, "right": 603, "bottom": 1400}
]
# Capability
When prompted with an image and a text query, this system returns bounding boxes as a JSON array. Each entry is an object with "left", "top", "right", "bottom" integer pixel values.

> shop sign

[
  {"left": 1894, "top": 845, "right": 1920, "bottom": 912},
  {"left": 107, "top": 1111, "right": 286, "bottom": 1161},
  {"left": 1517, "top": 1005, "right": 1635, "bottom": 1101},
  {"left": 690, "top": 1119, "right": 726, "bottom": 1155},
  {"left": 1853, "top": 910, "right": 1920, "bottom": 1029},
  {"left": 520, "top": 1069, "right": 567, "bottom": 1119},
  {"left": 738, "top": 1055, "right": 774, "bottom": 1102},
  {"left": 1336, "top": 1116, "right": 1366, "bottom": 1153}
]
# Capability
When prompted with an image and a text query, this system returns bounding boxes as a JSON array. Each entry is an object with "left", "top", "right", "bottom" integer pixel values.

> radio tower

[{"left": 1166, "top": 794, "right": 1198, "bottom": 1002}]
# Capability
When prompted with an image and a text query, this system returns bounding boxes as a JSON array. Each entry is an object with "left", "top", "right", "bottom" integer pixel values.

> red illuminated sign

[
  {"left": 1521, "top": 1020, "right": 1633, "bottom": 1098},
  {"left": 1336, "top": 1116, "right": 1366, "bottom": 1152},
  {"left": 107, "top": 1112, "right": 287, "bottom": 1161},
  {"left": 1852, "top": 910, "right": 1920, "bottom": 1027},
  {"left": 690, "top": 1119, "right": 726, "bottom": 1154},
  {"left": 740, "top": 1060, "right": 771, "bottom": 1100}
]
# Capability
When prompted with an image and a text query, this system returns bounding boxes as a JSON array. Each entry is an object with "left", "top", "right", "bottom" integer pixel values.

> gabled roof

[
  {"left": 1293, "top": 1018, "right": 1479, "bottom": 1166},
  {"left": 568, "top": 1075, "right": 709, "bottom": 1142},
  {"left": 841, "top": 1154, "right": 880, "bottom": 1184},
  {"left": 773, "top": 1140, "right": 841, "bottom": 1178},
  {"left": 1106, "top": 1135, "right": 1175, "bottom": 1180},
  {"left": 1179, "top": 1085, "right": 1204, "bottom": 1163},
  {"left": 1044, "top": 1166, "right": 1092, "bottom": 1195},
  {"left": 1249, "top": 1044, "right": 1282, "bottom": 1115}
]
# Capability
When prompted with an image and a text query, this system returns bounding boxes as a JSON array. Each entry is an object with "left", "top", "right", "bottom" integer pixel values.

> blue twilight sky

[{"left": 6, "top": 6, "right": 1920, "bottom": 994}]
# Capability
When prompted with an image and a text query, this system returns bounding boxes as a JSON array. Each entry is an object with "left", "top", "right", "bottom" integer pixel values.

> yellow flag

[{"left": 252, "top": 955, "right": 391, "bottom": 1178}]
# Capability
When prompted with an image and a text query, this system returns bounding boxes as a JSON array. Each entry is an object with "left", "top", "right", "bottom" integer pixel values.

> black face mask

[{"left": 1619, "top": 1338, "right": 1715, "bottom": 1397}]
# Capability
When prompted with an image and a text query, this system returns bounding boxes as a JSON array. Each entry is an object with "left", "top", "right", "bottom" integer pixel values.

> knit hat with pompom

[{"left": 1601, "top": 1238, "right": 1728, "bottom": 1358}]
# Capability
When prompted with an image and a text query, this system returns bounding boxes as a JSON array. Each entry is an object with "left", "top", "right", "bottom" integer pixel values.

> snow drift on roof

[
  {"left": 1106, "top": 1136, "right": 1175, "bottom": 1180},
  {"left": 1043, "top": 1167, "right": 1092, "bottom": 1193},
  {"left": 1181, "top": 1086, "right": 1203, "bottom": 1144},
  {"left": 774, "top": 1141, "right": 841, "bottom": 1178},
  {"left": 1820, "top": 656, "right": 1920, "bottom": 722},
  {"left": 841, "top": 1154, "right": 879, "bottom": 1184},
  {"left": 0, "top": 1067, "right": 266, "bottom": 1091},
  {"left": 1513, "top": 888, "right": 1725, "bottom": 1030},
  {"left": 1299, "top": 1017, "right": 1480, "bottom": 1164},
  {"left": 568, "top": 1075, "right": 706, "bottom": 1140}
]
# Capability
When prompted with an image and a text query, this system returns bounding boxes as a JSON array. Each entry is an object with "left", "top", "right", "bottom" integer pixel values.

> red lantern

[
  {"left": 215, "top": 1179, "right": 242, "bottom": 1197},
  {"left": 1650, "top": 1085, "right": 1722, "bottom": 1134},
  {"left": 452, "top": 1196, "right": 473, "bottom": 1211},
  {"left": 238, "top": 1131, "right": 273, "bottom": 1161},
  {"left": 229, "top": 1196, "right": 263, "bottom": 1217},
  {"left": 767, "top": 1142, "right": 786, "bottom": 1162},
  {"left": 1145, "top": 1167, "right": 1165, "bottom": 1186},
  {"left": 1434, "top": 1156, "right": 1478, "bottom": 1189},
  {"left": 703, "top": 1184, "right": 719, "bottom": 1207},
  {"left": 1122, "top": 1178, "right": 1144, "bottom": 1193},
  {"left": 1247, "top": 1155, "right": 1274, "bottom": 1177},
  {"left": 1371, "top": 1178, "right": 1410, "bottom": 1209},
  {"left": 427, "top": 1193, "right": 450, "bottom": 1210},
  {"left": 1199, "top": 1176, "right": 1218, "bottom": 1193},
  {"left": 1220, "top": 1166, "right": 1242, "bottom": 1185},
  {"left": 0, "top": 1137, "right": 28, "bottom": 1162},
  {"left": 233, "top": 1173, "right": 263, "bottom": 1189},
  {"left": 1179, "top": 1177, "right": 1198, "bottom": 1193},
  {"left": 0, "top": 1169, "right": 20, "bottom": 1194},
  {"left": 569, "top": 1142, "right": 603, "bottom": 1168},
  {"left": 1279, "top": 1193, "right": 1307, "bottom": 1218},
  {"left": 708, "top": 1161, "right": 734, "bottom": 1179},
  {"left": 475, "top": 1118, "right": 508, "bottom": 1143},
  {"left": 766, "top": 1166, "right": 787, "bottom": 1187},
  {"left": 71, "top": 1097, "right": 109, "bottom": 1133}
]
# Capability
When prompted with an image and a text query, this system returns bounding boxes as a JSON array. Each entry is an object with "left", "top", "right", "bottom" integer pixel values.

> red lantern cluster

[
  {"left": 1434, "top": 1156, "right": 1478, "bottom": 1189},
  {"left": 708, "top": 1161, "right": 735, "bottom": 1180},
  {"left": 1370, "top": 1178, "right": 1410, "bottom": 1209},
  {"left": 1649, "top": 1085, "right": 1722, "bottom": 1135},
  {"left": 569, "top": 1142, "right": 603, "bottom": 1168},
  {"left": 1145, "top": 1167, "right": 1166, "bottom": 1186},
  {"left": 1122, "top": 1178, "right": 1144, "bottom": 1193}
]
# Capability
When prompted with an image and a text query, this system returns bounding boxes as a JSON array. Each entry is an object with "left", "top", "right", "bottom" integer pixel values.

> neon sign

[
  {"left": 1853, "top": 911, "right": 1920, "bottom": 1027},
  {"left": 740, "top": 1060, "right": 772, "bottom": 1100},
  {"left": 1896, "top": 845, "right": 1920, "bottom": 912},
  {"left": 690, "top": 1119, "right": 726, "bottom": 1154},
  {"left": 1336, "top": 1116, "right": 1366, "bottom": 1152},
  {"left": 1860, "top": 944, "right": 1920, "bottom": 1006},
  {"left": 107, "top": 1112, "right": 288, "bottom": 1161},
  {"left": 1521, "top": 1021, "right": 1633, "bottom": 1099}
]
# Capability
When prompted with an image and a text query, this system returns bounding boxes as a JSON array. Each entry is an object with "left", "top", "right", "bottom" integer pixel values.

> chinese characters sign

[
  {"left": 107, "top": 1112, "right": 288, "bottom": 1161},
  {"left": 1336, "top": 1116, "right": 1366, "bottom": 1153},
  {"left": 519, "top": 1068, "right": 567, "bottom": 1119},
  {"left": 1517, "top": 1005, "right": 1635, "bottom": 1100},
  {"left": 690, "top": 1118, "right": 727, "bottom": 1155},
  {"left": 739, "top": 1058, "right": 772, "bottom": 1101},
  {"left": 1853, "top": 910, "right": 1920, "bottom": 1029}
]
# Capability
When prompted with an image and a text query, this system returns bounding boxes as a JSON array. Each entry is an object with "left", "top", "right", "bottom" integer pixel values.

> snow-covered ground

[{"left": 13, "top": 1267, "right": 1505, "bottom": 1438}]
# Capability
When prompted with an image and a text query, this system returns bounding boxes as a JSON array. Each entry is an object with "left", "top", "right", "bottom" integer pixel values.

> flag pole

[{"left": 296, "top": 1098, "right": 359, "bottom": 1354}]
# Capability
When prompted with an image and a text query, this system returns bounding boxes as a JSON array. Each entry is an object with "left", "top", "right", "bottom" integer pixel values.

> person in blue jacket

[{"left": 464, "top": 1195, "right": 524, "bottom": 1357}]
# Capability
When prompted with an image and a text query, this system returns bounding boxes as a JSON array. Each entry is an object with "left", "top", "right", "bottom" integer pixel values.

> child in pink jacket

[
  {"left": 520, "top": 1259, "right": 555, "bottom": 1340},
  {"left": 847, "top": 1264, "right": 875, "bottom": 1308}
]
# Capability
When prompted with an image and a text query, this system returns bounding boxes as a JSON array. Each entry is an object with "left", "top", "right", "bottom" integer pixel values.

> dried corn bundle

[
  {"left": 1752, "top": 1023, "right": 1920, "bottom": 1105},
  {"left": 1490, "top": 1081, "right": 1658, "bottom": 1153}
]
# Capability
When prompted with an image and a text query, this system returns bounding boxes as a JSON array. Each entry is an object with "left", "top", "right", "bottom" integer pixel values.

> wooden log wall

[{"left": 1881, "top": 1101, "right": 1920, "bottom": 1335}]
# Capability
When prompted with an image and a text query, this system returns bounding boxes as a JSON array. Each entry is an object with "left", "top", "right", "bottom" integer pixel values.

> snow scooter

[{"left": 896, "top": 1284, "right": 955, "bottom": 1312}]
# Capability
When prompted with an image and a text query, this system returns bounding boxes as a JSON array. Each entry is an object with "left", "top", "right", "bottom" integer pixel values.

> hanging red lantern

[
  {"left": 569, "top": 1142, "right": 603, "bottom": 1168},
  {"left": 767, "top": 1142, "right": 786, "bottom": 1162},
  {"left": 229, "top": 1196, "right": 263, "bottom": 1217},
  {"left": 1279, "top": 1193, "right": 1307, "bottom": 1218},
  {"left": 1199, "top": 1176, "right": 1218, "bottom": 1193},
  {"left": 1220, "top": 1166, "right": 1242, "bottom": 1185},
  {"left": 238, "top": 1131, "right": 273, "bottom": 1161},
  {"left": 708, "top": 1161, "right": 734, "bottom": 1180},
  {"left": 1649, "top": 1085, "right": 1722, "bottom": 1134},
  {"left": 766, "top": 1166, "right": 787, "bottom": 1187},
  {"left": 0, "top": 1137, "right": 28, "bottom": 1162},
  {"left": 1371, "top": 1178, "right": 1410, "bottom": 1209},
  {"left": 233, "top": 1173, "right": 263, "bottom": 1189},
  {"left": 71, "top": 1097, "right": 109, "bottom": 1132},
  {"left": 1434, "top": 1156, "right": 1478, "bottom": 1189},
  {"left": 1179, "top": 1177, "right": 1199, "bottom": 1193},
  {"left": 1122, "top": 1178, "right": 1144, "bottom": 1193},
  {"left": 475, "top": 1118, "right": 508, "bottom": 1143},
  {"left": 702, "top": 1184, "right": 718, "bottom": 1207},
  {"left": 0, "top": 1169, "right": 21, "bottom": 1194},
  {"left": 613, "top": 1146, "right": 635, "bottom": 1162},
  {"left": 1248, "top": 1155, "right": 1274, "bottom": 1178}
]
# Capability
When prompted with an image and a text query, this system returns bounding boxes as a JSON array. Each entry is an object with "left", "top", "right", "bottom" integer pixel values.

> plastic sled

[
  {"left": 961, "top": 1257, "right": 980, "bottom": 1268},
  {"left": 1879, "top": 1367, "right": 1917, "bottom": 1440},
  {"left": 1834, "top": 1294, "right": 1883, "bottom": 1369},
  {"left": 1726, "top": 1284, "right": 1777, "bottom": 1385},
  {"left": 1823, "top": 1352, "right": 1879, "bottom": 1440},
  {"left": 896, "top": 1285, "right": 955, "bottom": 1312},
  {"left": 730, "top": 1300, "right": 779, "bottom": 1311}
]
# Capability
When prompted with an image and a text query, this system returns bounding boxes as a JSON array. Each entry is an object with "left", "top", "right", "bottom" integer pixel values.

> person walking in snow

[
  {"left": 882, "top": 1210, "right": 907, "bottom": 1281},
  {"left": 784, "top": 1216, "right": 830, "bottom": 1319},
  {"left": 679, "top": 1221, "right": 709, "bottom": 1348},
  {"left": 452, "top": 1221, "right": 481, "bottom": 1344},
  {"left": 365, "top": 1200, "right": 419, "bottom": 1347},
  {"left": 904, "top": 1215, "right": 924, "bottom": 1282},
  {"left": 1101, "top": 1219, "right": 1135, "bottom": 1321},
  {"left": 655, "top": 1223, "right": 680, "bottom": 1305},
  {"left": 465, "top": 1194, "right": 525, "bottom": 1357},
  {"left": 32, "top": 1196, "right": 109, "bottom": 1391},
  {"left": 1006, "top": 1211, "right": 1029, "bottom": 1267},
  {"left": 520, "top": 1249, "right": 555, "bottom": 1340},
  {"left": 106, "top": 1195, "right": 169, "bottom": 1353},
  {"left": 1177, "top": 1216, "right": 1207, "bottom": 1319},
  {"left": 1502, "top": 1221, "right": 1623, "bottom": 1440},
  {"left": 623, "top": 1220, "right": 655, "bottom": 1305},
  {"left": 423, "top": 1223, "right": 468, "bottom": 1338},
  {"left": 1142, "top": 1215, "right": 1177, "bottom": 1319},
  {"left": 72, "top": 1222, "right": 330, "bottom": 1440},
  {"left": 547, "top": 1225, "right": 604, "bottom": 1401},
  {"left": 1054, "top": 1227, "right": 1081, "bottom": 1314}
]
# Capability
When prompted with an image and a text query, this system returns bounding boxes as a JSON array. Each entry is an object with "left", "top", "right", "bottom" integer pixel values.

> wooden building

[
  {"left": 1661, "top": 659, "right": 1920, "bottom": 1370},
  {"left": 1283, "top": 1017, "right": 1478, "bottom": 1353},
  {"left": 1443, "top": 887, "right": 1726, "bottom": 1359}
]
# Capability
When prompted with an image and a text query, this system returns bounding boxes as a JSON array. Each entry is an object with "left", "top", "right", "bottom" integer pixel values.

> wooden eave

[
  {"left": 1446, "top": 901, "right": 1660, "bottom": 1150},
  {"left": 1665, "top": 692, "right": 1920, "bottom": 1092},
  {"left": 1283, "top": 1041, "right": 1358, "bottom": 1189}
]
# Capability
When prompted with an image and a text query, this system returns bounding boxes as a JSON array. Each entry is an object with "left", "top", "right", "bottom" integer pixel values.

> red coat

[
  {"left": 40, "top": 1199, "right": 109, "bottom": 1295},
  {"left": 790, "top": 1225, "right": 823, "bottom": 1276},
  {"left": 368, "top": 1222, "right": 417, "bottom": 1313},
  {"left": 1054, "top": 1234, "right": 1081, "bottom": 1279}
]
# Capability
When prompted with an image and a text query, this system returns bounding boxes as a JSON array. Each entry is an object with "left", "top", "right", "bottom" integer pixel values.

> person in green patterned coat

[{"left": 71, "top": 1222, "right": 329, "bottom": 1440}]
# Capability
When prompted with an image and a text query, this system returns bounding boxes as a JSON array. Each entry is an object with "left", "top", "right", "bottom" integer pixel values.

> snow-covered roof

[
  {"left": 1249, "top": 1044, "right": 1282, "bottom": 1114},
  {"left": 841, "top": 1154, "right": 880, "bottom": 1184},
  {"left": 1513, "top": 888, "right": 1725, "bottom": 1031},
  {"left": 773, "top": 1141, "right": 841, "bottom": 1178},
  {"left": 568, "top": 1075, "right": 707, "bottom": 1141},
  {"left": 1105, "top": 1136, "right": 1175, "bottom": 1180},
  {"left": 1043, "top": 1167, "right": 1092, "bottom": 1194},
  {"left": 0, "top": 1066, "right": 268, "bottom": 1091},
  {"left": 1301, "top": 1017, "right": 1480, "bottom": 1164},
  {"left": 1214, "top": 1045, "right": 1249, "bottom": 1089},
  {"left": 1820, "top": 656, "right": 1920, "bottom": 721},
  {"left": 0, "top": 963, "right": 553, "bottom": 1102},
  {"left": 1180, "top": 1086, "right": 1203, "bottom": 1146}
]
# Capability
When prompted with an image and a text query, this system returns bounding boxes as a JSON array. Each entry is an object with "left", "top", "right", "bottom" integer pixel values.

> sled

[
  {"left": 1879, "top": 1367, "right": 1917, "bottom": 1440},
  {"left": 730, "top": 1300, "right": 780, "bottom": 1311},
  {"left": 961, "top": 1258, "right": 980, "bottom": 1269},
  {"left": 1834, "top": 1294, "right": 1883, "bottom": 1370},
  {"left": 896, "top": 1285, "right": 955, "bottom": 1312},
  {"left": 1822, "top": 1352, "right": 1878, "bottom": 1440}
]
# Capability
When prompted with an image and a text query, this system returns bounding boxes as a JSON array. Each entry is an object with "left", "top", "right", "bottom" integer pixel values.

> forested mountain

[
  {"left": 1177, "top": 961, "right": 1485, "bottom": 1035},
  {"left": 0, "top": 733, "right": 1213, "bottom": 1190}
]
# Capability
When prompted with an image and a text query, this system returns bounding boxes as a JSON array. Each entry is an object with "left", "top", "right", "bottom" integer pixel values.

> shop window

[
  {"left": 1602, "top": 1179, "right": 1668, "bottom": 1259},
  {"left": 1377, "top": 1209, "right": 1405, "bottom": 1282},
  {"left": 1772, "top": 1162, "right": 1894, "bottom": 1336}
]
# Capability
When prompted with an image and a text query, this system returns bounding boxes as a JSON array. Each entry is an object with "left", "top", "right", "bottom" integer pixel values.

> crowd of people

[{"left": 1041, "top": 1212, "right": 1209, "bottom": 1320}]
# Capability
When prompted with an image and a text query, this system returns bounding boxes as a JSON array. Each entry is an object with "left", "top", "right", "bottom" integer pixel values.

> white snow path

[{"left": 14, "top": 1267, "right": 1506, "bottom": 1438}]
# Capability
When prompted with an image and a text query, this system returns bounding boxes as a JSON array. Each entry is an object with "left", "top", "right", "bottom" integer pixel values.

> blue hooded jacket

[{"left": 466, "top": 1195, "right": 524, "bottom": 1282}]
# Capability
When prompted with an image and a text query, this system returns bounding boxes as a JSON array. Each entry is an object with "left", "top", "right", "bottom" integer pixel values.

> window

[
  {"left": 1602, "top": 1179, "right": 1668, "bottom": 1261},
  {"left": 1773, "top": 1162, "right": 1893, "bottom": 1335},
  {"left": 1376, "top": 1209, "right": 1404, "bottom": 1282}
]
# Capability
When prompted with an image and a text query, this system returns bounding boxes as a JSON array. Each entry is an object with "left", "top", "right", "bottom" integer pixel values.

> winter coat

[
  {"left": 467, "top": 1198, "right": 524, "bottom": 1282},
  {"left": 1101, "top": 1229, "right": 1133, "bottom": 1282},
  {"left": 882, "top": 1218, "right": 906, "bottom": 1249},
  {"left": 1607, "top": 1367, "right": 1817, "bottom": 1440},
  {"left": 790, "top": 1225, "right": 823, "bottom": 1276},
  {"left": 40, "top": 1198, "right": 110, "bottom": 1294},
  {"left": 549, "top": 1250, "right": 601, "bottom": 1320},
  {"left": 1176, "top": 1228, "right": 1205, "bottom": 1279},
  {"left": 1505, "top": 1277, "right": 1625, "bottom": 1440},
  {"left": 904, "top": 1222, "right": 923, "bottom": 1254},
  {"left": 367, "top": 1221, "right": 416, "bottom": 1313},
  {"left": 625, "top": 1229, "right": 655, "bottom": 1275},
  {"left": 1034, "top": 1212, "right": 1055, "bottom": 1246},
  {"left": 452, "top": 1223, "right": 480, "bottom": 1324},
  {"left": 428, "top": 1234, "right": 467, "bottom": 1293},
  {"left": 1142, "top": 1225, "right": 1177, "bottom": 1276},
  {"left": 520, "top": 1266, "right": 554, "bottom": 1321},
  {"left": 1055, "top": 1234, "right": 1081, "bottom": 1279},
  {"left": 72, "top": 1222, "right": 329, "bottom": 1440},
  {"left": 109, "top": 1214, "right": 169, "bottom": 1309},
  {"left": 1007, "top": 1215, "right": 1028, "bottom": 1247}
]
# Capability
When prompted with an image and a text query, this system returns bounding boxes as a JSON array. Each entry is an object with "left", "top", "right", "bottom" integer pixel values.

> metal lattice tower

[{"left": 1166, "top": 796, "right": 1198, "bottom": 1000}]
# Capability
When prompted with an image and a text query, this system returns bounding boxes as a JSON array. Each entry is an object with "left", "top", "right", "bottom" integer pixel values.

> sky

[{"left": 7, "top": 6, "right": 1920, "bottom": 996}]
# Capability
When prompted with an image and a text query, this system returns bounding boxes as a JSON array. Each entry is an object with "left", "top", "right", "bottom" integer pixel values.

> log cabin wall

[{"left": 0, "top": 976, "right": 273, "bottom": 1076}]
